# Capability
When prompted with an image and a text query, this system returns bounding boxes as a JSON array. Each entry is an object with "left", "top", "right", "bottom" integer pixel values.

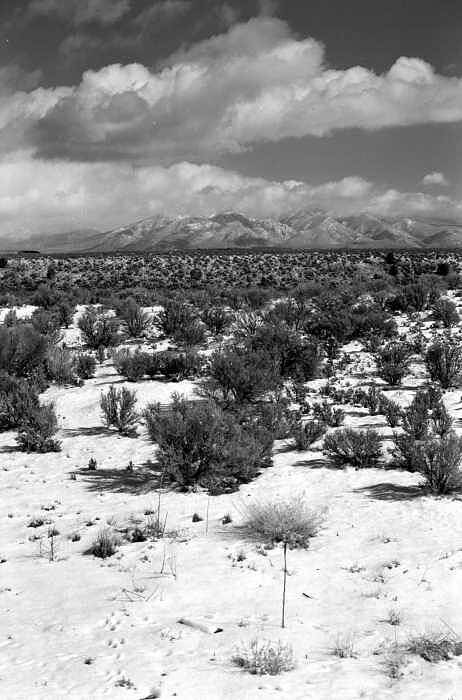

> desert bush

[
  {"left": 247, "top": 323, "right": 323, "bottom": 382},
  {"left": 201, "top": 306, "right": 233, "bottom": 335},
  {"left": 291, "top": 418, "right": 327, "bottom": 451},
  {"left": 158, "top": 349, "right": 203, "bottom": 380},
  {"left": 425, "top": 339, "right": 462, "bottom": 389},
  {"left": 232, "top": 639, "right": 296, "bottom": 675},
  {"left": 323, "top": 428, "right": 382, "bottom": 469},
  {"left": 46, "top": 346, "right": 77, "bottom": 385},
  {"left": 360, "top": 385, "right": 384, "bottom": 415},
  {"left": 119, "top": 297, "right": 151, "bottom": 338},
  {"left": 204, "top": 344, "right": 281, "bottom": 404},
  {"left": 431, "top": 400, "right": 453, "bottom": 437},
  {"left": 375, "top": 342, "right": 412, "bottom": 386},
  {"left": 402, "top": 391, "right": 430, "bottom": 440},
  {"left": 241, "top": 496, "right": 323, "bottom": 627},
  {"left": 432, "top": 298, "right": 460, "bottom": 328},
  {"left": 0, "top": 324, "right": 48, "bottom": 377},
  {"left": 312, "top": 401, "right": 345, "bottom": 427},
  {"left": 78, "top": 308, "right": 119, "bottom": 349},
  {"left": 16, "top": 402, "right": 61, "bottom": 453},
  {"left": 31, "top": 308, "right": 61, "bottom": 337},
  {"left": 391, "top": 278, "right": 440, "bottom": 313},
  {"left": 379, "top": 396, "right": 403, "bottom": 428},
  {"left": 350, "top": 306, "right": 397, "bottom": 342},
  {"left": 89, "top": 528, "right": 121, "bottom": 559},
  {"left": 173, "top": 320, "right": 207, "bottom": 347},
  {"left": 100, "top": 385, "right": 138, "bottom": 435},
  {"left": 417, "top": 433, "right": 462, "bottom": 494},
  {"left": 112, "top": 347, "right": 147, "bottom": 382},
  {"left": 155, "top": 299, "right": 197, "bottom": 338},
  {"left": 390, "top": 432, "right": 423, "bottom": 472},
  {"left": 75, "top": 353, "right": 96, "bottom": 380},
  {"left": 143, "top": 395, "right": 272, "bottom": 492},
  {"left": 0, "top": 373, "right": 39, "bottom": 430}
]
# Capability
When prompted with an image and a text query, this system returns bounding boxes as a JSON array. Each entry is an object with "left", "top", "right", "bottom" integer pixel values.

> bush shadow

[
  {"left": 75, "top": 460, "right": 162, "bottom": 495},
  {"left": 353, "top": 482, "right": 423, "bottom": 501}
]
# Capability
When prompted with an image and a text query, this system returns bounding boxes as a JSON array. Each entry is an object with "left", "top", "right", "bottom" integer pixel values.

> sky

[{"left": 1, "top": 0, "right": 462, "bottom": 238}]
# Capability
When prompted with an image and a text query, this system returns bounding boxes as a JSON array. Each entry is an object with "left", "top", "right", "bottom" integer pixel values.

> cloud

[
  {"left": 133, "top": 0, "right": 191, "bottom": 28},
  {"left": 28, "top": 0, "right": 131, "bottom": 25},
  {"left": 1, "top": 154, "right": 460, "bottom": 238},
  {"left": 422, "top": 171, "right": 450, "bottom": 186},
  {"left": 4, "top": 16, "right": 460, "bottom": 164}
]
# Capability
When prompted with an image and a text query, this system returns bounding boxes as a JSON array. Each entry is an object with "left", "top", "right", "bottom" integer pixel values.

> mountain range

[{"left": 3, "top": 210, "right": 462, "bottom": 253}]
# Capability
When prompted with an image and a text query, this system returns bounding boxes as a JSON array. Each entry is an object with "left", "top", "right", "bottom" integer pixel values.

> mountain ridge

[{"left": 4, "top": 210, "right": 462, "bottom": 252}]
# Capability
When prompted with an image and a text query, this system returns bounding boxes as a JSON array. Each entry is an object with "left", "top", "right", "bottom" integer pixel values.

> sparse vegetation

[
  {"left": 232, "top": 639, "right": 296, "bottom": 675},
  {"left": 100, "top": 385, "right": 138, "bottom": 435},
  {"left": 323, "top": 428, "right": 382, "bottom": 469}
]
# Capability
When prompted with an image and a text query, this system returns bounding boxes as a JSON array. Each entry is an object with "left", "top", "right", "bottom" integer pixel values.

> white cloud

[
  {"left": 3, "top": 17, "right": 462, "bottom": 163},
  {"left": 0, "top": 154, "right": 460, "bottom": 238},
  {"left": 422, "top": 171, "right": 450, "bottom": 186}
]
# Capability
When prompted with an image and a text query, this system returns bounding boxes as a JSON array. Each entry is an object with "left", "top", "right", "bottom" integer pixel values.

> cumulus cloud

[
  {"left": 0, "top": 17, "right": 459, "bottom": 164},
  {"left": 0, "top": 154, "right": 460, "bottom": 239},
  {"left": 28, "top": 0, "right": 131, "bottom": 25},
  {"left": 422, "top": 171, "right": 450, "bottom": 186}
]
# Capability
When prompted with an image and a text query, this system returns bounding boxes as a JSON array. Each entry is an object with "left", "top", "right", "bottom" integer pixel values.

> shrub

[
  {"left": 0, "top": 373, "right": 40, "bottom": 430},
  {"left": 158, "top": 349, "right": 203, "bottom": 381},
  {"left": 155, "top": 299, "right": 197, "bottom": 338},
  {"left": 402, "top": 391, "right": 430, "bottom": 440},
  {"left": 247, "top": 322, "right": 323, "bottom": 382},
  {"left": 390, "top": 432, "right": 423, "bottom": 472},
  {"left": 232, "top": 639, "right": 296, "bottom": 675},
  {"left": 75, "top": 353, "right": 96, "bottom": 380},
  {"left": 201, "top": 306, "right": 233, "bottom": 335},
  {"left": 323, "top": 428, "right": 382, "bottom": 469},
  {"left": 16, "top": 403, "right": 61, "bottom": 453},
  {"left": 78, "top": 308, "right": 119, "bottom": 349},
  {"left": 431, "top": 400, "right": 453, "bottom": 437},
  {"left": 361, "top": 385, "right": 384, "bottom": 415},
  {"left": 425, "top": 339, "right": 462, "bottom": 389},
  {"left": 112, "top": 347, "right": 146, "bottom": 382},
  {"left": 432, "top": 298, "right": 460, "bottom": 328},
  {"left": 100, "top": 385, "right": 138, "bottom": 435},
  {"left": 241, "top": 496, "right": 322, "bottom": 627},
  {"left": 312, "top": 401, "right": 345, "bottom": 427},
  {"left": 46, "top": 346, "right": 77, "bottom": 385},
  {"left": 119, "top": 298, "right": 151, "bottom": 338},
  {"left": 417, "top": 433, "right": 462, "bottom": 494},
  {"left": 204, "top": 345, "right": 281, "bottom": 404},
  {"left": 392, "top": 279, "right": 440, "bottom": 313},
  {"left": 173, "top": 320, "right": 207, "bottom": 347},
  {"left": 0, "top": 324, "right": 48, "bottom": 377},
  {"left": 379, "top": 396, "right": 402, "bottom": 428},
  {"left": 143, "top": 395, "right": 272, "bottom": 492},
  {"left": 375, "top": 342, "right": 412, "bottom": 386},
  {"left": 89, "top": 528, "right": 121, "bottom": 559},
  {"left": 291, "top": 418, "right": 327, "bottom": 451}
]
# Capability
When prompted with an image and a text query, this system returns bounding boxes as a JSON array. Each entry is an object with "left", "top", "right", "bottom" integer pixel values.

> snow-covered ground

[{"left": 1, "top": 306, "right": 462, "bottom": 699}]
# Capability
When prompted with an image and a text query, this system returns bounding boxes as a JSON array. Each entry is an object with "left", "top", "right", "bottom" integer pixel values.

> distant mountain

[{"left": 10, "top": 210, "right": 462, "bottom": 253}]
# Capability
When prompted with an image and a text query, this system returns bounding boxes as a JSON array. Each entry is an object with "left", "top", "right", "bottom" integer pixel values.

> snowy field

[{"left": 1, "top": 304, "right": 462, "bottom": 699}]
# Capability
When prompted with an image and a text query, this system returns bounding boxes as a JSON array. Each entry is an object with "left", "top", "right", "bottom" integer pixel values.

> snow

[{"left": 1, "top": 305, "right": 462, "bottom": 698}]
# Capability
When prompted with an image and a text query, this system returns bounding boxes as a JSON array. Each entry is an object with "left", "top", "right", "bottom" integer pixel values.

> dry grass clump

[
  {"left": 88, "top": 528, "right": 121, "bottom": 559},
  {"left": 331, "top": 632, "right": 357, "bottom": 658},
  {"left": 407, "top": 632, "right": 458, "bottom": 663},
  {"left": 232, "top": 638, "right": 295, "bottom": 675},
  {"left": 241, "top": 496, "right": 323, "bottom": 548}
]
